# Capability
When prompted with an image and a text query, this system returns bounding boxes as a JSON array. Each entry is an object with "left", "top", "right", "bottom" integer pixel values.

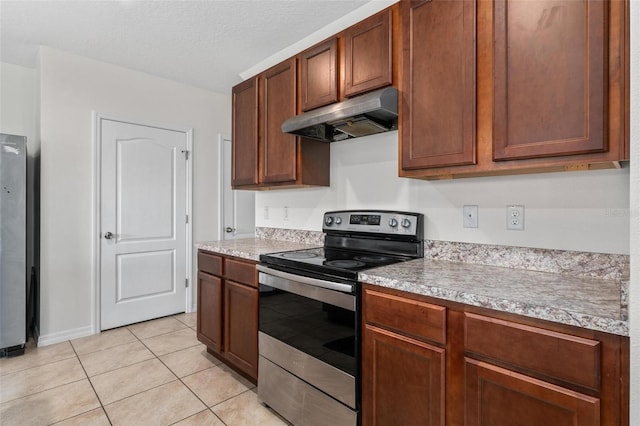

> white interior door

[
  {"left": 221, "top": 136, "right": 255, "bottom": 240},
  {"left": 100, "top": 119, "right": 189, "bottom": 330}
]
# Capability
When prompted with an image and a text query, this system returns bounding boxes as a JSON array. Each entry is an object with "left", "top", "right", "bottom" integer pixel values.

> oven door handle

[{"left": 256, "top": 265, "right": 355, "bottom": 294}]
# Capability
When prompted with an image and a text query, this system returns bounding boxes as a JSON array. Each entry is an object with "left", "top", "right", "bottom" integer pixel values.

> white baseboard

[{"left": 37, "top": 325, "right": 95, "bottom": 347}]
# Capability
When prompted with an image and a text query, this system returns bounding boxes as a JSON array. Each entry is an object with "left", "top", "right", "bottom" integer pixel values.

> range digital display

[{"left": 349, "top": 214, "right": 381, "bottom": 226}]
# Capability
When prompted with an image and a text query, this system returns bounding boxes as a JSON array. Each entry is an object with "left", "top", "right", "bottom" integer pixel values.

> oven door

[{"left": 257, "top": 265, "right": 358, "bottom": 425}]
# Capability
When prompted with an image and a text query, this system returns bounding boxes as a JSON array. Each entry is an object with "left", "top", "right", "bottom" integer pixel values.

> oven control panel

[{"left": 323, "top": 210, "right": 422, "bottom": 236}]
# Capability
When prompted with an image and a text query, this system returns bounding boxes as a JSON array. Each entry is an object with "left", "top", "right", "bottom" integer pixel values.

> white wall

[
  {"left": 38, "top": 47, "right": 230, "bottom": 344},
  {"left": 256, "top": 132, "right": 630, "bottom": 254},
  {"left": 628, "top": 0, "right": 639, "bottom": 421},
  {"left": 1, "top": 63, "right": 37, "bottom": 143}
]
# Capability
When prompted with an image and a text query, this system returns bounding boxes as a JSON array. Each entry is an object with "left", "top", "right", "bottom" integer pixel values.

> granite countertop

[
  {"left": 197, "top": 238, "right": 320, "bottom": 262},
  {"left": 360, "top": 258, "right": 628, "bottom": 336},
  {"left": 196, "top": 235, "right": 628, "bottom": 337}
]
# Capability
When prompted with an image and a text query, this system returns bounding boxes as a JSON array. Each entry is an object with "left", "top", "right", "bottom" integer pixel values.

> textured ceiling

[{"left": 0, "top": 0, "right": 371, "bottom": 94}]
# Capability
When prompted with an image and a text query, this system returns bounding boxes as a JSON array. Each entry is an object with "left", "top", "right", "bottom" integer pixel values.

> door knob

[
  {"left": 104, "top": 232, "right": 114, "bottom": 240},
  {"left": 225, "top": 227, "right": 234, "bottom": 233}
]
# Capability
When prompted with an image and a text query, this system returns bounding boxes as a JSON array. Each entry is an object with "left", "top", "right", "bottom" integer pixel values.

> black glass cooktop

[{"left": 259, "top": 247, "right": 412, "bottom": 281}]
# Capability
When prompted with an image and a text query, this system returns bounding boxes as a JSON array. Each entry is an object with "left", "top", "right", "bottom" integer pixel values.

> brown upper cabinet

[
  {"left": 261, "top": 59, "right": 298, "bottom": 184},
  {"left": 231, "top": 78, "right": 259, "bottom": 187},
  {"left": 300, "top": 38, "right": 339, "bottom": 111},
  {"left": 231, "top": 58, "right": 329, "bottom": 189},
  {"left": 492, "top": 0, "right": 606, "bottom": 161},
  {"left": 400, "top": 0, "right": 476, "bottom": 170},
  {"left": 231, "top": 5, "right": 399, "bottom": 190},
  {"left": 400, "top": 0, "right": 629, "bottom": 180},
  {"left": 299, "top": 6, "right": 398, "bottom": 111},
  {"left": 343, "top": 8, "right": 394, "bottom": 97}
]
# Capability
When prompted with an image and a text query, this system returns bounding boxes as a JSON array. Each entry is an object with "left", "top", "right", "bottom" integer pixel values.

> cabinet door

[
  {"left": 224, "top": 280, "right": 259, "bottom": 379},
  {"left": 401, "top": 0, "right": 476, "bottom": 170},
  {"left": 344, "top": 8, "right": 392, "bottom": 97},
  {"left": 232, "top": 77, "right": 259, "bottom": 187},
  {"left": 465, "top": 358, "right": 599, "bottom": 426},
  {"left": 262, "top": 58, "right": 298, "bottom": 184},
  {"left": 492, "top": 0, "right": 606, "bottom": 160},
  {"left": 196, "top": 271, "right": 223, "bottom": 354},
  {"left": 300, "top": 38, "right": 339, "bottom": 111},
  {"left": 363, "top": 324, "right": 445, "bottom": 426}
]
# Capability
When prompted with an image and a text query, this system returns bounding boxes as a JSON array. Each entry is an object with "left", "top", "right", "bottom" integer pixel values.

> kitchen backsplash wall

[
  {"left": 256, "top": 226, "right": 628, "bottom": 281},
  {"left": 255, "top": 227, "right": 324, "bottom": 245},
  {"left": 255, "top": 131, "right": 630, "bottom": 255}
]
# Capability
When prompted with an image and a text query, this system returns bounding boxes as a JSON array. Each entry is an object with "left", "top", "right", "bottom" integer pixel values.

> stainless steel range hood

[{"left": 281, "top": 87, "right": 398, "bottom": 142}]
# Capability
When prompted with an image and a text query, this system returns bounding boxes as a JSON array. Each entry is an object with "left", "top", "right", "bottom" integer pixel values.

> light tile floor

[{"left": 0, "top": 313, "right": 288, "bottom": 426}]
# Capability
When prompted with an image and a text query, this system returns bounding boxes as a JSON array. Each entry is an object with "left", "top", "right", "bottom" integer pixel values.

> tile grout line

[
  {"left": 72, "top": 317, "right": 200, "bottom": 409},
  {"left": 67, "top": 318, "right": 192, "bottom": 420},
  {"left": 133, "top": 318, "right": 230, "bottom": 425},
  {"left": 158, "top": 314, "right": 229, "bottom": 425},
  {"left": 5, "top": 314, "right": 218, "bottom": 425},
  {"left": 127, "top": 320, "right": 192, "bottom": 341},
  {"left": 0, "top": 356, "right": 90, "bottom": 406},
  {"left": 74, "top": 316, "right": 190, "bottom": 357},
  {"left": 0, "top": 377, "right": 88, "bottom": 408},
  {"left": 69, "top": 341, "right": 114, "bottom": 426},
  {"left": 151, "top": 348, "right": 229, "bottom": 425},
  {"left": 0, "top": 353, "right": 78, "bottom": 378}
]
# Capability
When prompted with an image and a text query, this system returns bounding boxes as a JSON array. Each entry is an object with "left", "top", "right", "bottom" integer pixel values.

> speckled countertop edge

[
  {"left": 360, "top": 258, "right": 628, "bottom": 336},
  {"left": 196, "top": 238, "right": 320, "bottom": 262}
]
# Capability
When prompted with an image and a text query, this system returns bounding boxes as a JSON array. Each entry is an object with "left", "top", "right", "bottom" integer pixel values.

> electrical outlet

[
  {"left": 283, "top": 206, "right": 289, "bottom": 221},
  {"left": 463, "top": 205, "right": 478, "bottom": 228},
  {"left": 507, "top": 205, "right": 524, "bottom": 230}
]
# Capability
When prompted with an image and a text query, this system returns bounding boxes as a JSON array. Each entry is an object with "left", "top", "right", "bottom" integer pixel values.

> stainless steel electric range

[{"left": 257, "top": 210, "right": 424, "bottom": 426}]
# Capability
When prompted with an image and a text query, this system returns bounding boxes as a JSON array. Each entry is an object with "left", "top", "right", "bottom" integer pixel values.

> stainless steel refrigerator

[{"left": 0, "top": 133, "right": 27, "bottom": 356}]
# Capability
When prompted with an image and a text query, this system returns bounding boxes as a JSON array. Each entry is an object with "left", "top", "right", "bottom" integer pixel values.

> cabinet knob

[
  {"left": 225, "top": 227, "right": 235, "bottom": 233},
  {"left": 104, "top": 232, "right": 114, "bottom": 240}
]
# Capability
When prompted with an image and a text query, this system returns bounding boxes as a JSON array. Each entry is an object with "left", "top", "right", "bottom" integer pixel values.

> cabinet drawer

[
  {"left": 225, "top": 258, "right": 257, "bottom": 287},
  {"left": 464, "top": 313, "right": 600, "bottom": 391},
  {"left": 198, "top": 251, "right": 222, "bottom": 276},
  {"left": 363, "top": 288, "right": 446, "bottom": 345}
]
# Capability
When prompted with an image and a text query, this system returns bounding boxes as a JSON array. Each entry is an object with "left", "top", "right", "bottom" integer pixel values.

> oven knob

[
  {"left": 389, "top": 218, "right": 398, "bottom": 228},
  {"left": 335, "top": 217, "right": 342, "bottom": 225},
  {"left": 325, "top": 216, "right": 334, "bottom": 226},
  {"left": 401, "top": 218, "right": 411, "bottom": 228}
]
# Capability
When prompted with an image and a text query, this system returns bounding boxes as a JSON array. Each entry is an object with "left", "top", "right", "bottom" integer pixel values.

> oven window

[{"left": 259, "top": 288, "right": 356, "bottom": 376}]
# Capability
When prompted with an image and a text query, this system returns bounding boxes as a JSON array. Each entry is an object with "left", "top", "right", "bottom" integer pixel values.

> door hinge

[
  {"left": 185, "top": 214, "right": 189, "bottom": 224},
  {"left": 181, "top": 150, "right": 190, "bottom": 160},
  {"left": 185, "top": 278, "right": 189, "bottom": 288}
]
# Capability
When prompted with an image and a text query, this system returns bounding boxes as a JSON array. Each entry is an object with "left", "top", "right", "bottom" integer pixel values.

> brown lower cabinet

[
  {"left": 464, "top": 359, "right": 599, "bottom": 426},
  {"left": 362, "top": 284, "right": 629, "bottom": 425},
  {"left": 197, "top": 250, "right": 258, "bottom": 382},
  {"left": 363, "top": 325, "right": 445, "bottom": 426}
]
